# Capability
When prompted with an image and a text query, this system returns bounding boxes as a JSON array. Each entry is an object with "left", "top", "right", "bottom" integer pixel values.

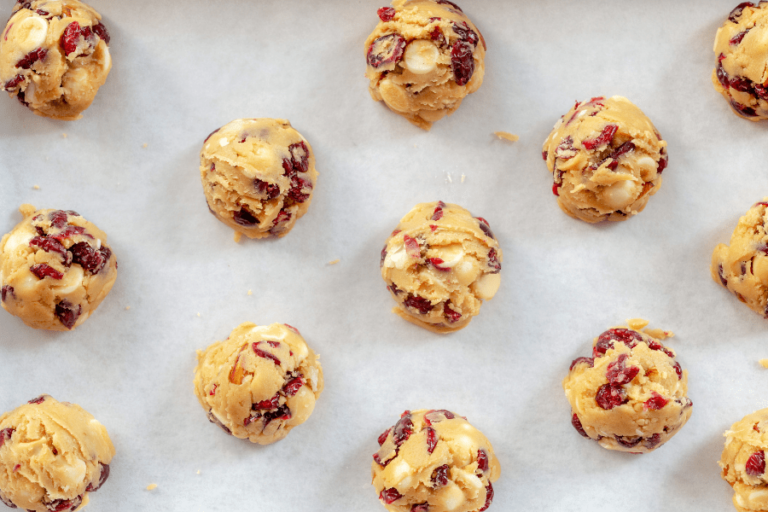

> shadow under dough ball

[
  {"left": 0, "top": 204, "right": 118, "bottom": 331},
  {"left": 0, "top": 395, "right": 114, "bottom": 512},
  {"left": 542, "top": 96, "right": 668, "bottom": 223},
  {"left": 364, "top": 0, "right": 486, "bottom": 130},
  {"left": 712, "top": 2, "right": 768, "bottom": 121},
  {"left": 0, "top": 0, "right": 112, "bottom": 120},
  {"left": 200, "top": 118, "right": 318, "bottom": 241}
]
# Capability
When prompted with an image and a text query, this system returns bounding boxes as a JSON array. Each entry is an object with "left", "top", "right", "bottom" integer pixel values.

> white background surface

[{"left": 1, "top": 0, "right": 767, "bottom": 510}]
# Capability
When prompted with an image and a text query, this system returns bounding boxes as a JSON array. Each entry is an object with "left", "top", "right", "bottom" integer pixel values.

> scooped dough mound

[
  {"left": 0, "top": 0, "right": 112, "bottom": 120},
  {"left": 380, "top": 201, "right": 502, "bottom": 334},
  {"left": 0, "top": 395, "right": 114, "bottom": 512},
  {"left": 720, "top": 408, "right": 768, "bottom": 512},
  {"left": 371, "top": 409, "right": 500, "bottom": 512},
  {"left": 364, "top": 0, "right": 486, "bottom": 130},
  {"left": 193, "top": 322, "right": 324, "bottom": 445},
  {"left": 563, "top": 321, "right": 692, "bottom": 453},
  {"left": 542, "top": 96, "right": 668, "bottom": 223}
]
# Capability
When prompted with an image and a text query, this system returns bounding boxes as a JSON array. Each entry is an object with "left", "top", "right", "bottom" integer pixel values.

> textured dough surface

[
  {"left": 712, "top": 199, "right": 768, "bottom": 319},
  {"left": 0, "top": 204, "right": 118, "bottom": 331},
  {"left": 371, "top": 409, "right": 500, "bottom": 512},
  {"left": 0, "top": 0, "right": 112, "bottom": 120},
  {"left": 712, "top": 3, "right": 768, "bottom": 121},
  {"left": 563, "top": 320, "right": 692, "bottom": 453},
  {"left": 200, "top": 118, "right": 318, "bottom": 240},
  {"left": 380, "top": 201, "right": 502, "bottom": 334},
  {"left": 542, "top": 96, "right": 668, "bottom": 223},
  {"left": 194, "top": 322, "right": 324, "bottom": 445},
  {"left": 364, "top": 0, "right": 486, "bottom": 130},
  {"left": 720, "top": 408, "right": 768, "bottom": 512},
  {"left": 0, "top": 395, "right": 114, "bottom": 512}
]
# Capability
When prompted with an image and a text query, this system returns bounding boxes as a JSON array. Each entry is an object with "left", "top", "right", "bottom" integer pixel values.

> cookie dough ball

[
  {"left": 372, "top": 409, "right": 500, "bottom": 512},
  {"left": 712, "top": 3, "right": 768, "bottom": 121},
  {"left": 720, "top": 408, "right": 768, "bottom": 512},
  {"left": 0, "top": 0, "right": 112, "bottom": 120},
  {"left": 380, "top": 201, "right": 502, "bottom": 334},
  {"left": 364, "top": 0, "right": 486, "bottom": 130},
  {"left": 712, "top": 199, "right": 768, "bottom": 319},
  {"left": 200, "top": 118, "right": 318, "bottom": 240},
  {"left": 0, "top": 205, "right": 118, "bottom": 331},
  {"left": 0, "top": 395, "right": 114, "bottom": 512},
  {"left": 193, "top": 322, "right": 324, "bottom": 445},
  {"left": 542, "top": 96, "right": 669, "bottom": 223},
  {"left": 563, "top": 321, "right": 692, "bottom": 453}
]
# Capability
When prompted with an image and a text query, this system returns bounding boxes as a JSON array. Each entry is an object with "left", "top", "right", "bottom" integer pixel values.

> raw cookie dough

[
  {"left": 380, "top": 201, "right": 502, "bottom": 334},
  {"left": 711, "top": 199, "right": 768, "bottom": 319},
  {"left": 542, "top": 96, "right": 669, "bottom": 223},
  {"left": 563, "top": 320, "right": 692, "bottom": 454},
  {"left": 720, "top": 408, "right": 768, "bottom": 512},
  {"left": 0, "top": 205, "right": 118, "bottom": 331},
  {"left": 193, "top": 322, "right": 324, "bottom": 445},
  {"left": 364, "top": 0, "right": 486, "bottom": 130},
  {"left": 712, "top": 2, "right": 768, "bottom": 121},
  {"left": 371, "top": 409, "right": 500, "bottom": 512},
  {"left": 0, "top": 0, "right": 112, "bottom": 120},
  {"left": 0, "top": 395, "right": 114, "bottom": 512},
  {"left": 200, "top": 118, "right": 318, "bottom": 240}
]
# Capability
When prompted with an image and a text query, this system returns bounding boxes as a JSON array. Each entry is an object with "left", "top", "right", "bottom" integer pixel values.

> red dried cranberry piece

[
  {"left": 487, "top": 248, "right": 501, "bottom": 273},
  {"left": 380, "top": 488, "right": 402, "bottom": 504},
  {"left": 252, "top": 343, "right": 281, "bottom": 365},
  {"left": 207, "top": 411, "right": 233, "bottom": 435},
  {"left": 404, "top": 294, "right": 433, "bottom": 314},
  {"left": 644, "top": 392, "right": 669, "bottom": 410},
  {"left": 16, "top": 47, "right": 47, "bottom": 69},
  {"left": 51, "top": 226, "right": 88, "bottom": 241},
  {"left": 606, "top": 354, "right": 640, "bottom": 386},
  {"left": 569, "top": 357, "right": 594, "bottom": 371},
  {"left": 477, "top": 217, "right": 496, "bottom": 239},
  {"left": 595, "top": 384, "right": 626, "bottom": 410},
  {"left": 746, "top": 451, "right": 766, "bottom": 476},
  {"left": 0, "top": 427, "right": 14, "bottom": 448},
  {"left": 60, "top": 21, "right": 82, "bottom": 55},
  {"left": 756, "top": 84, "right": 768, "bottom": 101},
  {"left": 729, "top": 2, "right": 755, "bottom": 23},
  {"left": 55, "top": 300, "right": 81, "bottom": 329},
  {"left": 672, "top": 361, "right": 683, "bottom": 380},
  {"left": 47, "top": 495, "right": 83, "bottom": 512},
  {"left": 431, "top": 464, "right": 449, "bottom": 487},
  {"left": 443, "top": 302, "right": 461, "bottom": 323},
  {"left": 647, "top": 339, "right": 675, "bottom": 358},
  {"left": 367, "top": 33, "right": 406, "bottom": 68},
  {"left": 30, "top": 264, "right": 63, "bottom": 280},
  {"left": 411, "top": 504, "right": 429, "bottom": 512},
  {"left": 30, "top": 236, "right": 70, "bottom": 263},
  {"left": 452, "top": 21, "right": 478, "bottom": 46},
  {"left": 282, "top": 375, "right": 304, "bottom": 396},
  {"left": 255, "top": 179, "right": 280, "bottom": 200},
  {"left": 582, "top": 124, "right": 618, "bottom": 150},
  {"left": 477, "top": 449, "right": 489, "bottom": 472},
  {"left": 657, "top": 154, "right": 668, "bottom": 174},
  {"left": 730, "top": 75, "right": 753, "bottom": 93},
  {"left": 254, "top": 395, "right": 280, "bottom": 410},
  {"left": 287, "top": 176, "right": 311, "bottom": 203},
  {"left": 423, "top": 410, "right": 455, "bottom": 426},
  {"left": 4, "top": 74, "right": 24, "bottom": 89},
  {"left": 426, "top": 427, "right": 438, "bottom": 454},
  {"left": 731, "top": 100, "right": 758, "bottom": 117},
  {"left": 571, "top": 413, "right": 589, "bottom": 438},
  {"left": 272, "top": 209, "right": 291, "bottom": 227},
  {"left": 262, "top": 404, "right": 291, "bottom": 424},
  {"left": 233, "top": 206, "right": 258, "bottom": 226},
  {"left": 615, "top": 435, "right": 642, "bottom": 448},
  {"left": 479, "top": 482, "right": 494, "bottom": 512},
  {"left": 380, "top": 246, "right": 388, "bottom": 267},
  {"left": 70, "top": 242, "right": 109, "bottom": 275},
  {"left": 593, "top": 328, "right": 642, "bottom": 357},
  {"left": 431, "top": 201, "right": 445, "bottom": 221},
  {"left": 555, "top": 135, "right": 576, "bottom": 160},
  {"left": 28, "top": 396, "right": 45, "bottom": 404},
  {"left": 605, "top": 142, "right": 635, "bottom": 171},
  {"left": 429, "top": 19, "right": 446, "bottom": 46},
  {"left": 542, "top": 150, "right": 548, "bottom": 161},
  {"left": 387, "top": 283, "right": 401, "bottom": 295},
  {"left": 1, "top": 285, "right": 14, "bottom": 302},
  {"left": 718, "top": 264, "right": 728, "bottom": 287},
  {"left": 730, "top": 28, "right": 752, "bottom": 45},
  {"left": 287, "top": 141, "right": 310, "bottom": 174},
  {"left": 209, "top": 384, "right": 218, "bottom": 396},
  {"left": 716, "top": 58, "right": 730, "bottom": 89},
  {"left": 644, "top": 433, "right": 662, "bottom": 450},
  {"left": 450, "top": 41, "right": 474, "bottom": 86},
  {"left": 393, "top": 411, "right": 414, "bottom": 446},
  {"left": 437, "top": 0, "right": 463, "bottom": 11},
  {"left": 378, "top": 427, "right": 391, "bottom": 446},
  {"left": 377, "top": 6, "right": 396, "bottom": 21},
  {"left": 49, "top": 210, "right": 70, "bottom": 228},
  {"left": 404, "top": 235, "right": 421, "bottom": 259},
  {"left": 430, "top": 258, "right": 451, "bottom": 272},
  {"left": 92, "top": 22, "right": 110, "bottom": 44},
  {"left": 86, "top": 463, "right": 110, "bottom": 492}
]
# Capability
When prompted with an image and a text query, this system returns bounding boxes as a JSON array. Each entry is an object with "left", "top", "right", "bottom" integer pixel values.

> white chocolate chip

[
  {"left": 404, "top": 40, "right": 439, "bottom": 75},
  {"left": 389, "top": 459, "right": 411, "bottom": 482},
  {"left": 636, "top": 155, "right": 657, "bottom": 173},
  {"left": 435, "top": 244, "right": 465, "bottom": 269},
  {"left": 219, "top": 138, "right": 229, "bottom": 147},
  {"left": 15, "top": 16, "right": 48, "bottom": 56},
  {"left": 442, "top": 483, "right": 466, "bottom": 511},
  {"left": 384, "top": 244, "right": 409, "bottom": 270},
  {"left": 601, "top": 179, "right": 638, "bottom": 209},
  {"left": 57, "top": 265, "right": 83, "bottom": 295},
  {"left": 750, "top": 490, "right": 768, "bottom": 502},
  {"left": 471, "top": 272, "right": 501, "bottom": 300},
  {"left": 3, "top": 229, "right": 34, "bottom": 253}
]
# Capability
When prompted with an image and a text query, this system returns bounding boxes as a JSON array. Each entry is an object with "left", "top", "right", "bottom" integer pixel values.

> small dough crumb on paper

[
  {"left": 61, "top": 133, "right": 68, "bottom": 138},
  {"left": 233, "top": 231, "right": 242, "bottom": 243},
  {"left": 33, "top": 185, "right": 39, "bottom": 190},
  {"left": 626, "top": 318, "right": 674, "bottom": 340},
  {"left": 197, "top": 313, "right": 201, "bottom": 317},
  {"left": 760, "top": 359, "right": 768, "bottom": 369},
  {"left": 494, "top": 131, "right": 519, "bottom": 142},
  {"left": 461, "top": 173, "right": 466, "bottom": 183},
  {"left": 327, "top": 259, "right": 340, "bottom": 266},
  {"left": 196, "top": 470, "right": 201, "bottom": 475},
  {"left": 247, "top": 290, "right": 253, "bottom": 296},
  {"left": 142, "top": 143, "right": 148, "bottom": 148},
  {"left": 125, "top": 306, "right": 131, "bottom": 310},
  {"left": 146, "top": 483, "right": 157, "bottom": 491}
]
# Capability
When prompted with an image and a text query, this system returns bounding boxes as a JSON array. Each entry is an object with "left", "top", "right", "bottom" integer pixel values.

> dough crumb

[
  {"left": 196, "top": 470, "right": 201, "bottom": 475},
  {"left": 61, "top": 133, "right": 67, "bottom": 138},
  {"left": 125, "top": 306, "right": 131, "bottom": 310},
  {"left": 446, "top": 172, "right": 452, "bottom": 183},
  {"left": 760, "top": 359, "right": 768, "bottom": 369},
  {"left": 19, "top": 204, "right": 36, "bottom": 217},
  {"left": 142, "top": 143, "right": 148, "bottom": 148},
  {"left": 197, "top": 313, "right": 201, "bottom": 317},
  {"left": 33, "top": 185, "right": 40, "bottom": 190},
  {"left": 461, "top": 173, "right": 466, "bottom": 183},
  {"left": 494, "top": 131, "right": 519, "bottom": 142},
  {"left": 146, "top": 484, "right": 158, "bottom": 491},
  {"left": 626, "top": 318, "right": 673, "bottom": 340},
  {"left": 327, "top": 259, "right": 340, "bottom": 266},
  {"left": 247, "top": 290, "right": 253, "bottom": 296},
  {"left": 233, "top": 231, "right": 242, "bottom": 243}
]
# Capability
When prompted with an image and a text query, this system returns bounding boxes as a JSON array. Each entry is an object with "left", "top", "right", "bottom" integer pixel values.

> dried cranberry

[
  {"left": 367, "top": 33, "right": 406, "bottom": 68},
  {"left": 477, "top": 217, "right": 495, "bottom": 239},
  {"left": 16, "top": 47, "right": 47, "bottom": 69},
  {"left": 647, "top": 339, "right": 674, "bottom": 358},
  {"left": 606, "top": 354, "right": 640, "bottom": 386},
  {"left": 657, "top": 154, "right": 668, "bottom": 174},
  {"left": 730, "top": 28, "right": 752, "bottom": 45},
  {"left": 254, "top": 395, "right": 280, "bottom": 410},
  {"left": 282, "top": 375, "right": 304, "bottom": 396},
  {"left": 86, "top": 463, "right": 110, "bottom": 492},
  {"left": 393, "top": 411, "right": 414, "bottom": 446},
  {"left": 731, "top": 100, "right": 757, "bottom": 117},
  {"left": 387, "top": 283, "right": 401, "bottom": 295},
  {"left": 404, "top": 294, "right": 433, "bottom": 314},
  {"left": 729, "top": 2, "right": 755, "bottom": 23},
  {"left": 569, "top": 357, "right": 594, "bottom": 371},
  {"left": 437, "top": 0, "right": 463, "bottom": 11},
  {"left": 28, "top": 396, "right": 45, "bottom": 404},
  {"left": 1, "top": 286, "right": 14, "bottom": 302},
  {"left": 487, "top": 248, "right": 501, "bottom": 273},
  {"left": 431, "top": 201, "right": 445, "bottom": 221},
  {"left": 746, "top": 451, "right": 766, "bottom": 476},
  {"left": 730, "top": 76, "right": 753, "bottom": 93},
  {"left": 287, "top": 176, "right": 311, "bottom": 203},
  {"left": 272, "top": 209, "right": 291, "bottom": 227},
  {"left": 426, "top": 427, "right": 438, "bottom": 454},
  {"left": 207, "top": 411, "right": 232, "bottom": 435},
  {"left": 555, "top": 135, "right": 577, "bottom": 160},
  {"left": 571, "top": 413, "right": 589, "bottom": 438},
  {"left": 30, "top": 264, "right": 63, "bottom": 280},
  {"left": 380, "top": 246, "right": 388, "bottom": 267},
  {"left": 582, "top": 124, "right": 618, "bottom": 150},
  {"left": 452, "top": 21, "right": 478, "bottom": 46},
  {"left": 477, "top": 449, "right": 489, "bottom": 472},
  {"left": 4, "top": 74, "right": 23, "bottom": 89},
  {"left": 252, "top": 343, "right": 281, "bottom": 365},
  {"left": 51, "top": 226, "right": 88, "bottom": 241},
  {"left": 431, "top": 464, "right": 449, "bottom": 487},
  {"left": 542, "top": 150, "right": 548, "bottom": 161},
  {"left": 209, "top": 384, "right": 218, "bottom": 396},
  {"left": 716, "top": 58, "right": 730, "bottom": 89},
  {"left": 92, "top": 22, "right": 110, "bottom": 44},
  {"left": 429, "top": 19, "right": 446, "bottom": 46},
  {"left": 644, "top": 433, "right": 662, "bottom": 450},
  {"left": 47, "top": 495, "right": 83, "bottom": 512},
  {"left": 450, "top": 41, "right": 474, "bottom": 86},
  {"left": 287, "top": 141, "right": 310, "bottom": 174},
  {"left": 233, "top": 206, "right": 258, "bottom": 226},
  {"left": 615, "top": 436, "right": 642, "bottom": 448},
  {"left": 430, "top": 257, "right": 451, "bottom": 271},
  {"left": 595, "top": 384, "right": 626, "bottom": 410},
  {"left": 255, "top": 179, "right": 280, "bottom": 199},
  {"left": 60, "top": 21, "right": 82, "bottom": 55},
  {"left": 411, "top": 504, "right": 429, "bottom": 512},
  {"left": 423, "top": 410, "right": 455, "bottom": 425},
  {"left": 443, "top": 302, "right": 462, "bottom": 323},
  {"left": 377, "top": 428, "right": 391, "bottom": 446},
  {"left": 262, "top": 404, "right": 291, "bottom": 424},
  {"left": 605, "top": 142, "right": 635, "bottom": 170},
  {"left": 55, "top": 300, "right": 81, "bottom": 329},
  {"left": 377, "top": 7, "right": 396, "bottom": 21},
  {"left": 479, "top": 483, "right": 494, "bottom": 512},
  {"left": 30, "top": 236, "right": 70, "bottom": 263},
  {"left": 756, "top": 84, "right": 768, "bottom": 101},
  {"left": 380, "top": 488, "right": 402, "bottom": 504},
  {"left": 645, "top": 392, "right": 669, "bottom": 410},
  {"left": 49, "top": 210, "right": 71, "bottom": 228},
  {"left": 718, "top": 264, "right": 728, "bottom": 287},
  {"left": 593, "top": 328, "right": 642, "bottom": 358},
  {"left": 0, "top": 428, "right": 14, "bottom": 448},
  {"left": 70, "top": 242, "right": 109, "bottom": 275}
]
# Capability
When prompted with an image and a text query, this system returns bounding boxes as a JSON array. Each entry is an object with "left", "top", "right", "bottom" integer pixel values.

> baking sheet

[{"left": 1, "top": 0, "right": 768, "bottom": 510}]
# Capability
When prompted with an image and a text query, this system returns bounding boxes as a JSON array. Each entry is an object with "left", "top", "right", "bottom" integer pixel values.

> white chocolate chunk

[
  {"left": 404, "top": 40, "right": 439, "bottom": 75},
  {"left": 57, "top": 265, "right": 83, "bottom": 295},
  {"left": 3, "top": 229, "right": 34, "bottom": 253},
  {"left": 15, "top": 16, "right": 48, "bottom": 56},
  {"left": 442, "top": 483, "right": 466, "bottom": 511},
  {"left": 384, "top": 244, "right": 409, "bottom": 270},
  {"left": 471, "top": 272, "right": 501, "bottom": 300},
  {"left": 389, "top": 459, "right": 411, "bottom": 482},
  {"left": 636, "top": 155, "right": 657, "bottom": 173},
  {"left": 435, "top": 244, "right": 465, "bottom": 269},
  {"left": 601, "top": 179, "right": 638, "bottom": 209}
]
